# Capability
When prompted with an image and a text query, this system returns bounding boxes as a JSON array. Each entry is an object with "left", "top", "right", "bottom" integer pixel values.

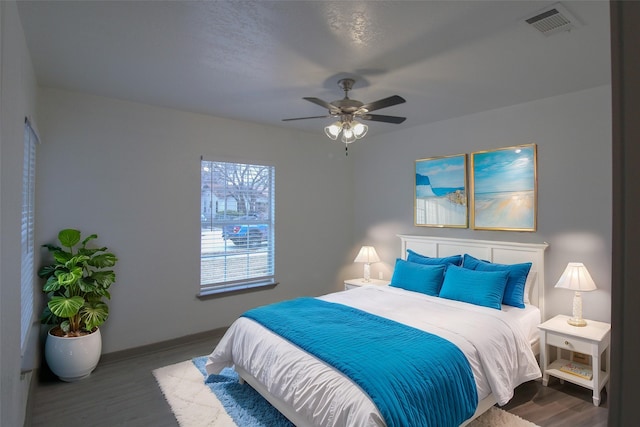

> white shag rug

[
  {"left": 468, "top": 407, "right": 538, "bottom": 427},
  {"left": 153, "top": 359, "right": 539, "bottom": 427}
]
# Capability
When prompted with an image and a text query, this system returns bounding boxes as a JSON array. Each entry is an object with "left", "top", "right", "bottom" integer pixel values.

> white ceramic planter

[{"left": 45, "top": 328, "right": 102, "bottom": 382}]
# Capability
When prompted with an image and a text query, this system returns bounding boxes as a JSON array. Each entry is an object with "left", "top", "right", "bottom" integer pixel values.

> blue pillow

[
  {"left": 439, "top": 265, "right": 509, "bottom": 310},
  {"left": 462, "top": 254, "right": 532, "bottom": 309},
  {"left": 406, "top": 249, "right": 462, "bottom": 267},
  {"left": 390, "top": 259, "right": 446, "bottom": 296}
]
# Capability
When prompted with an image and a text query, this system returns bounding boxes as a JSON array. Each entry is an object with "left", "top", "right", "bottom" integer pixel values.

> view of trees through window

[{"left": 200, "top": 160, "right": 275, "bottom": 293}]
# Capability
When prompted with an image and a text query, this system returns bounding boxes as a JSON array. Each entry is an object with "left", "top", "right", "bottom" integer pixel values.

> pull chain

[{"left": 345, "top": 143, "right": 348, "bottom": 156}]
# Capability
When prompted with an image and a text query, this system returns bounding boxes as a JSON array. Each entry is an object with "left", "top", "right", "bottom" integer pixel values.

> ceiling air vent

[{"left": 524, "top": 3, "right": 581, "bottom": 37}]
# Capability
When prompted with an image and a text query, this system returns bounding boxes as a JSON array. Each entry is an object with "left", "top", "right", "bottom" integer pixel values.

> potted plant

[{"left": 38, "top": 228, "right": 117, "bottom": 381}]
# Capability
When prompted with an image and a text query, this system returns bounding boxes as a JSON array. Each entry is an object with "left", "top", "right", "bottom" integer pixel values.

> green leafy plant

[{"left": 38, "top": 229, "right": 118, "bottom": 337}]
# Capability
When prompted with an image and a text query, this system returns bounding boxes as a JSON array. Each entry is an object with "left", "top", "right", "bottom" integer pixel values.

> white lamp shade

[
  {"left": 554, "top": 262, "right": 597, "bottom": 291},
  {"left": 352, "top": 121, "right": 368, "bottom": 139},
  {"left": 341, "top": 127, "right": 356, "bottom": 144},
  {"left": 324, "top": 122, "right": 341, "bottom": 140},
  {"left": 354, "top": 246, "right": 380, "bottom": 264}
]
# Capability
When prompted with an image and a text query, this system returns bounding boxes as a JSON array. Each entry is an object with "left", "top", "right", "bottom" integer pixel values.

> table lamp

[
  {"left": 554, "top": 262, "right": 597, "bottom": 326},
  {"left": 354, "top": 246, "right": 380, "bottom": 282}
]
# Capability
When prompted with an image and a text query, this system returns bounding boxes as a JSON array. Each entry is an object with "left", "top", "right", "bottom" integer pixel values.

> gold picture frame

[
  {"left": 470, "top": 143, "right": 537, "bottom": 231},
  {"left": 415, "top": 153, "right": 468, "bottom": 228}
]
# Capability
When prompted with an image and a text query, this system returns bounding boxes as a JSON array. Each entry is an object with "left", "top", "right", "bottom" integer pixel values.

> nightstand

[
  {"left": 344, "top": 278, "right": 390, "bottom": 290},
  {"left": 538, "top": 314, "right": 611, "bottom": 406}
]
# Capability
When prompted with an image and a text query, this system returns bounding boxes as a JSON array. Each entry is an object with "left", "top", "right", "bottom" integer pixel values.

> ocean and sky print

[
  {"left": 415, "top": 154, "right": 467, "bottom": 227},
  {"left": 471, "top": 144, "right": 537, "bottom": 231}
]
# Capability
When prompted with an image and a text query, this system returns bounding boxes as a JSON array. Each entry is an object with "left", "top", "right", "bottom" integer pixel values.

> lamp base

[
  {"left": 567, "top": 317, "right": 587, "bottom": 327},
  {"left": 567, "top": 291, "right": 587, "bottom": 326},
  {"left": 362, "top": 263, "right": 371, "bottom": 282}
]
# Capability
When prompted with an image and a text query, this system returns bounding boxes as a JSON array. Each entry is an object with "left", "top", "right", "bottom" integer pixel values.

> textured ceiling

[{"left": 16, "top": 1, "right": 611, "bottom": 136}]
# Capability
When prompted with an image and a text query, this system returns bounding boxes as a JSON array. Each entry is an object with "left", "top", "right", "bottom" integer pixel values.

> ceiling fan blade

[
  {"left": 303, "top": 97, "right": 341, "bottom": 114},
  {"left": 282, "top": 115, "right": 333, "bottom": 122},
  {"left": 360, "top": 114, "right": 406, "bottom": 124},
  {"left": 358, "top": 95, "right": 406, "bottom": 113}
]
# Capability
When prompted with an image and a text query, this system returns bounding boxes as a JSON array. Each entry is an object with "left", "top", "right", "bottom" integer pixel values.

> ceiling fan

[{"left": 282, "top": 78, "right": 406, "bottom": 146}]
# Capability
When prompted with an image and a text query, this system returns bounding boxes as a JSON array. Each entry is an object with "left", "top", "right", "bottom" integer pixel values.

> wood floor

[{"left": 28, "top": 329, "right": 608, "bottom": 427}]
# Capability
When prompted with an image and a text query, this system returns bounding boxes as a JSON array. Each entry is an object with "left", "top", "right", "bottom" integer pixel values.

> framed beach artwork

[
  {"left": 415, "top": 154, "right": 468, "bottom": 228},
  {"left": 470, "top": 143, "right": 537, "bottom": 231}
]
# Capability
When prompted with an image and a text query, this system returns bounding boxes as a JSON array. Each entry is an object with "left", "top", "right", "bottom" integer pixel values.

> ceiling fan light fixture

[
  {"left": 324, "top": 121, "right": 342, "bottom": 140},
  {"left": 341, "top": 126, "right": 356, "bottom": 144},
  {"left": 352, "top": 121, "right": 368, "bottom": 139}
]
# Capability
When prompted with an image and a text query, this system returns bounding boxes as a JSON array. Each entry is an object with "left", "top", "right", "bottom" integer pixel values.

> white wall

[
  {"left": 0, "top": 1, "right": 39, "bottom": 426},
  {"left": 350, "top": 85, "right": 612, "bottom": 323},
  {"left": 36, "top": 88, "right": 354, "bottom": 354},
  {"left": 35, "top": 86, "right": 614, "bottom": 351}
]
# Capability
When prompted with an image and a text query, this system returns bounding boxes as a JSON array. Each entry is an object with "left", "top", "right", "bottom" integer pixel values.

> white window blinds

[
  {"left": 21, "top": 118, "right": 39, "bottom": 352},
  {"left": 200, "top": 159, "right": 275, "bottom": 295}
]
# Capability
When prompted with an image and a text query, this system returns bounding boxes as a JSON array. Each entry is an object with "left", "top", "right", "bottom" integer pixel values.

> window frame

[
  {"left": 199, "top": 158, "right": 276, "bottom": 297},
  {"left": 21, "top": 118, "right": 39, "bottom": 353}
]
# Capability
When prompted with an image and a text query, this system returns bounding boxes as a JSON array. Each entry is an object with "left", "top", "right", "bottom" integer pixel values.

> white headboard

[{"left": 398, "top": 235, "right": 549, "bottom": 319}]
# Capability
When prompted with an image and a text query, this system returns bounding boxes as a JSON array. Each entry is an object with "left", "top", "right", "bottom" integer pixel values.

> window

[
  {"left": 21, "top": 119, "right": 39, "bottom": 352},
  {"left": 200, "top": 159, "right": 275, "bottom": 295}
]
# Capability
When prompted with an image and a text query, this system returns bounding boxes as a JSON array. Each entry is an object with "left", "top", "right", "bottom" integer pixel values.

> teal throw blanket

[{"left": 242, "top": 297, "right": 478, "bottom": 427}]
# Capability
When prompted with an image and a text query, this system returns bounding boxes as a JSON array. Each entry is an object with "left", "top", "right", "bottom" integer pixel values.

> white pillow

[{"left": 523, "top": 271, "right": 537, "bottom": 304}]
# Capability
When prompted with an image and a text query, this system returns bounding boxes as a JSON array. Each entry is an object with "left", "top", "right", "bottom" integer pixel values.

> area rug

[{"left": 153, "top": 357, "right": 539, "bottom": 427}]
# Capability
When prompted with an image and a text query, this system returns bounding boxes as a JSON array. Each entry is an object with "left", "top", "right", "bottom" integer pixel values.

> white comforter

[{"left": 206, "top": 285, "right": 541, "bottom": 427}]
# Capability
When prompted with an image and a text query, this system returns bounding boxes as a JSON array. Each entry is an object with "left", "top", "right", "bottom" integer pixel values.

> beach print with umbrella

[{"left": 415, "top": 154, "right": 467, "bottom": 228}]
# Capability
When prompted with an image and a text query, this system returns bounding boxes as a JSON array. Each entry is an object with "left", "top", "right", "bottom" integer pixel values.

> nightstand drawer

[{"left": 547, "top": 332, "right": 591, "bottom": 354}]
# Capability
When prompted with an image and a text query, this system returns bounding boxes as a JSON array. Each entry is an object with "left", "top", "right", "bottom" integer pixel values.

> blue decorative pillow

[
  {"left": 406, "top": 249, "right": 462, "bottom": 267},
  {"left": 390, "top": 259, "right": 446, "bottom": 296},
  {"left": 439, "top": 265, "right": 509, "bottom": 310},
  {"left": 462, "top": 254, "right": 532, "bottom": 309}
]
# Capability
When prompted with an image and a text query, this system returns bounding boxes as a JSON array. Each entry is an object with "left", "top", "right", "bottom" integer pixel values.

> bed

[{"left": 206, "top": 235, "right": 549, "bottom": 426}]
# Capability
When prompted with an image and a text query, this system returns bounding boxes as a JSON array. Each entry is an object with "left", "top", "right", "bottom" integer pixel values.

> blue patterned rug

[{"left": 191, "top": 357, "right": 293, "bottom": 427}]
